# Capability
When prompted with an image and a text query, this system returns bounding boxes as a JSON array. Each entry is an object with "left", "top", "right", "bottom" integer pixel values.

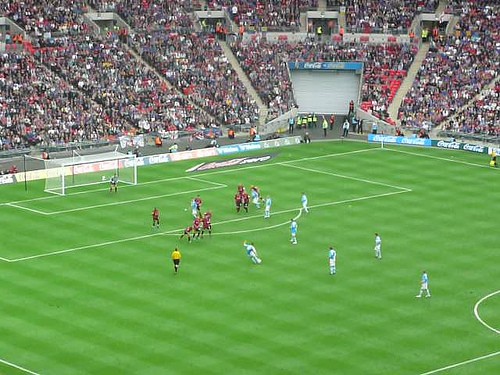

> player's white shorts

[
  {"left": 253, "top": 197, "right": 259, "bottom": 204},
  {"left": 192, "top": 209, "right": 198, "bottom": 217},
  {"left": 265, "top": 206, "right": 271, "bottom": 212},
  {"left": 329, "top": 260, "right": 336, "bottom": 267},
  {"left": 375, "top": 245, "right": 381, "bottom": 251},
  {"left": 421, "top": 282, "right": 428, "bottom": 290},
  {"left": 302, "top": 202, "right": 308, "bottom": 209}
]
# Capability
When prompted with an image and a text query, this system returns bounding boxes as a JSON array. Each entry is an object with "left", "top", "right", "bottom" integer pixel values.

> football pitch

[{"left": 0, "top": 140, "right": 498, "bottom": 374}]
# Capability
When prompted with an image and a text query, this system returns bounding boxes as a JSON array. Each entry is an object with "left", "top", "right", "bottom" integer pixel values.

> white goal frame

[{"left": 44, "top": 151, "right": 137, "bottom": 196}]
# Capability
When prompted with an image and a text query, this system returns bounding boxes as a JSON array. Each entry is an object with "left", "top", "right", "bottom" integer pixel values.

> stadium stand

[
  {"left": 231, "top": 39, "right": 417, "bottom": 121},
  {"left": 398, "top": 2, "right": 499, "bottom": 130},
  {"left": 344, "top": 0, "right": 438, "bottom": 33},
  {"left": 207, "top": 1, "right": 318, "bottom": 30}
]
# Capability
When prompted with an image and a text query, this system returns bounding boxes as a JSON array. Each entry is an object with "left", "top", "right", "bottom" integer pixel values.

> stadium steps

[
  {"left": 318, "top": 0, "right": 327, "bottom": 11},
  {"left": 387, "top": 43, "right": 430, "bottom": 123},
  {"left": 218, "top": 40, "right": 269, "bottom": 126},
  {"left": 435, "top": 0, "right": 449, "bottom": 16},
  {"left": 431, "top": 74, "right": 500, "bottom": 136},
  {"left": 124, "top": 43, "right": 222, "bottom": 126}
]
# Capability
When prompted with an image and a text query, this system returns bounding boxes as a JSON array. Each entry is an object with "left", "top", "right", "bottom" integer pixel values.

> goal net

[{"left": 42, "top": 151, "right": 137, "bottom": 195}]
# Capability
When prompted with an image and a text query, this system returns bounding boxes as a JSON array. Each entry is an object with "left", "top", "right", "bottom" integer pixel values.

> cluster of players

[{"left": 179, "top": 196, "right": 213, "bottom": 242}]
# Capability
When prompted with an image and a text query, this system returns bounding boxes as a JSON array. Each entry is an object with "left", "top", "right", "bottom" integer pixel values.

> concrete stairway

[
  {"left": 435, "top": 0, "right": 448, "bottom": 16},
  {"left": 124, "top": 43, "right": 221, "bottom": 125},
  {"left": 219, "top": 40, "right": 269, "bottom": 126},
  {"left": 387, "top": 43, "right": 429, "bottom": 122}
]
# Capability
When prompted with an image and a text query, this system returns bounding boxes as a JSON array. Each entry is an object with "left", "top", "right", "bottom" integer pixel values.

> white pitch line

[
  {"left": 279, "top": 163, "right": 412, "bottom": 192},
  {"left": 6, "top": 147, "right": 378, "bottom": 207},
  {"left": 41, "top": 185, "right": 227, "bottom": 215},
  {"left": 0, "top": 358, "right": 41, "bottom": 375},
  {"left": 474, "top": 290, "right": 500, "bottom": 335},
  {"left": 8, "top": 190, "right": 408, "bottom": 263},
  {"left": 0, "top": 256, "right": 12, "bottom": 262},
  {"left": 5, "top": 203, "right": 49, "bottom": 216},
  {"left": 385, "top": 148, "right": 498, "bottom": 170},
  {"left": 418, "top": 350, "right": 500, "bottom": 375}
]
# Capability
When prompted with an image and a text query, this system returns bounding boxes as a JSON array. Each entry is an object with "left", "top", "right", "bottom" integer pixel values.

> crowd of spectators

[
  {"left": 0, "top": 52, "right": 123, "bottom": 150},
  {"left": 231, "top": 39, "right": 416, "bottom": 120},
  {"left": 206, "top": 1, "right": 316, "bottom": 30},
  {"left": 398, "top": 3, "right": 499, "bottom": 129},
  {"left": 345, "top": 0, "right": 438, "bottom": 33},
  {"left": 36, "top": 34, "right": 215, "bottom": 134},
  {"left": 0, "top": 0, "right": 88, "bottom": 39},
  {"left": 444, "top": 81, "right": 499, "bottom": 137},
  {"left": 130, "top": 31, "right": 259, "bottom": 126}
]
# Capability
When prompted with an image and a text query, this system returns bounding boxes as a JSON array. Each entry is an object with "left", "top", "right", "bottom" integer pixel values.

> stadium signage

[
  {"left": 186, "top": 155, "right": 274, "bottom": 173},
  {"left": 432, "top": 140, "right": 488, "bottom": 154},
  {"left": 368, "top": 134, "right": 432, "bottom": 146},
  {"left": 488, "top": 147, "right": 500, "bottom": 156},
  {"left": 0, "top": 174, "right": 15, "bottom": 185},
  {"left": 288, "top": 62, "right": 364, "bottom": 71}
]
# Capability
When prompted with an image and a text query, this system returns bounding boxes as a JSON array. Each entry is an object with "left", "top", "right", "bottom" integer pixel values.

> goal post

[{"left": 41, "top": 151, "right": 137, "bottom": 196}]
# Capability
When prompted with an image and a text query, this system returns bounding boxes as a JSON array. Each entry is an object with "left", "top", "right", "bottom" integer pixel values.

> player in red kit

[
  {"left": 202, "top": 211, "right": 212, "bottom": 237},
  {"left": 193, "top": 217, "right": 202, "bottom": 239},
  {"left": 180, "top": 226, "right": 193, "bottom": 242},
  {"left": 194, "top": 195, "right": 203, "bottom": 217},
  {"left": 242, "top": 192, "right": 250, "bottom": 213},
  {"left": 152, "top": 207, "right": 160, "bottom": 228},
  {"left": 235, "top": 193, "right": 242, "bottom": 212}
]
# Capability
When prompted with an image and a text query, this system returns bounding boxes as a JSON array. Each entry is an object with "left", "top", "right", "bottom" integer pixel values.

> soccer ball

[
  {"left": 184, "top": 208, "right": 187, "bottom": 212},
  {"left": 257, "top": 259, "right": 262, "bottom": 264},
  {"left": 102, "top": 176, "right": 106, "bottom": 181}
]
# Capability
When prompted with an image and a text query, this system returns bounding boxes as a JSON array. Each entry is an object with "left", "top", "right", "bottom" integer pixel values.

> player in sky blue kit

[
  {"left": 243, "top": 241, "right": 262, "bottom": 264},
  {"left": 290, "top": 219, "right": 298, "bottom": 244},
  {"left": 264, "top": 196, "right": 272, "bottom": 218},
  {"left": 328, "top": 247, "right": 336, "bottom": 275},
  {"left": 191, "top": 198, "right": 198, "bottom": 218},
  {"left": 374, "top": 233, "right": 382, "bottom": 260},
  {"left": 301, "top": 192, "right": 309, "bottom": 213},
  {"left": 416, "top": 271, "right": 431, "bottom": 298},
  {"left": 251, "top": 186, "right": 261, "bottom": 208}
]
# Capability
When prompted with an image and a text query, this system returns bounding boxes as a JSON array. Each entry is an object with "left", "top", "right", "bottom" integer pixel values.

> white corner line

[
  {"left": 0, "top": 358, "right": 41, "bottom": 375},
  {"left": 279, "top": 163, "right": 412, "bottom": 192},
  {"left": 418, "top": 350, "right": 500, "bottom": 375},
  {"left": 5, "top": 203, "right": 50, "bottom": 216},
  {"left": 7, "top": 190, "right": 409, "bottom": 263},
  {"left": 474, "top": 290, "right": 500, "bottom": 335}
]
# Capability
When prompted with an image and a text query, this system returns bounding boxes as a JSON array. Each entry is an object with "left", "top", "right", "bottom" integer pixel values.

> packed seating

[
  {"left": 444, "top": 81, "right": 500, "bottom": 137},
  {"left": 398, "top": 3, "right": 500, "bottom": 129},
  {"left": 231, "top": 39, "right": 416, "bottom": 120},
  {"left": 0, "top": 0, "right": 88, "bottom": 37},
  {"left": 0, "top": 52, "right": 122, "bottom": 149},
  {"left": 130, "top": 31, "right": 259, "bottom": 126},
  {"left": 207, "top": 0, "right": 317, "bottom": 30},
  {"left": 36, "top": 34, "right": 214, "bottom": 132},
  {"left": 345, "top": 0, "right": 438, "bottom": 33}
]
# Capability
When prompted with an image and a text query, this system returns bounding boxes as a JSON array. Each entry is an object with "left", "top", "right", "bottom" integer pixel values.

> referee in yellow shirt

[{"left": 172, "top": 247, "right": 182, "bottom": 274}]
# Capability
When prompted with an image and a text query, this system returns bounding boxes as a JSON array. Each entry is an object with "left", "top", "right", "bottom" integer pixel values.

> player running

[
  {"left": 416, "top": 271, "right": 431, "bottom": 298},
  {"left": 109, "top": 174, "right": 118, "bottom": 193},
  {"left": 264, "top": 196, "right": 272, "bottom": 219},
  {"left": 301, "top": 192, "right": 309, "bottom": 213},
  {"left": 201, "top": 211, "right": 212, "bottom": 237},
  {"left": 243, "top": 241, "right": 262, "bottom": 264},
  {"left": 290, "top": 219, "right": 298, "bottom": 245},
  {"left": 374, "top": 233, "right": 382, "bottom": 260},
  {"left": 251, "top": 186, "right": 261, "bottom": 208},
  {"left": 242, "top": 192, "right": 250, "bottom": 213},
  {"left": 235, "top": 193, "right": 242, "bottom": 213},
  {"left": 152, "top": 207, "right": 160, "bottom": 228},
  {"left": 171, "top": 247, "right": 182, "bottom": 274},
  {"left": 328, "top": 247, "right": 336, "bottom": 275},
  {"left": 180, "top": 225, "right": 193, "bottom": 242}
]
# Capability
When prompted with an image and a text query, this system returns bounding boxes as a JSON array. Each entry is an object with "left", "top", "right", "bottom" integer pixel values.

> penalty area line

[
  {"left": 5, "top": 203, "right": 50, "bottom": 216},
  {"left": 8, "top": 189, "right": 408, "bottom": 263},
  {"left": 418, "top": 350, "right": 500, "bottom": 375},
  {"left": 0, "top": 358, "right": 42, "bottom": 375}
]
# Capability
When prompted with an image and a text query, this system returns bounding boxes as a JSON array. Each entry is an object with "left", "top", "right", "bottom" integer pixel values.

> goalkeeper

[{"left": 110, "top": 174, "right": 118, "bottom": 193}]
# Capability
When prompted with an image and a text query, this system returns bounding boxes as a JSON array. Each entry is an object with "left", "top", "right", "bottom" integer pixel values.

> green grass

[{"left": 0, "top": 141, "right": 499, "bottom": 374}]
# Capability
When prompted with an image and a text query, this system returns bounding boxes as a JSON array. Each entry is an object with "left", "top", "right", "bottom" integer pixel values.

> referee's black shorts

[{"left": 173, "top": 259, "right": 180, "bottom": 266}]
